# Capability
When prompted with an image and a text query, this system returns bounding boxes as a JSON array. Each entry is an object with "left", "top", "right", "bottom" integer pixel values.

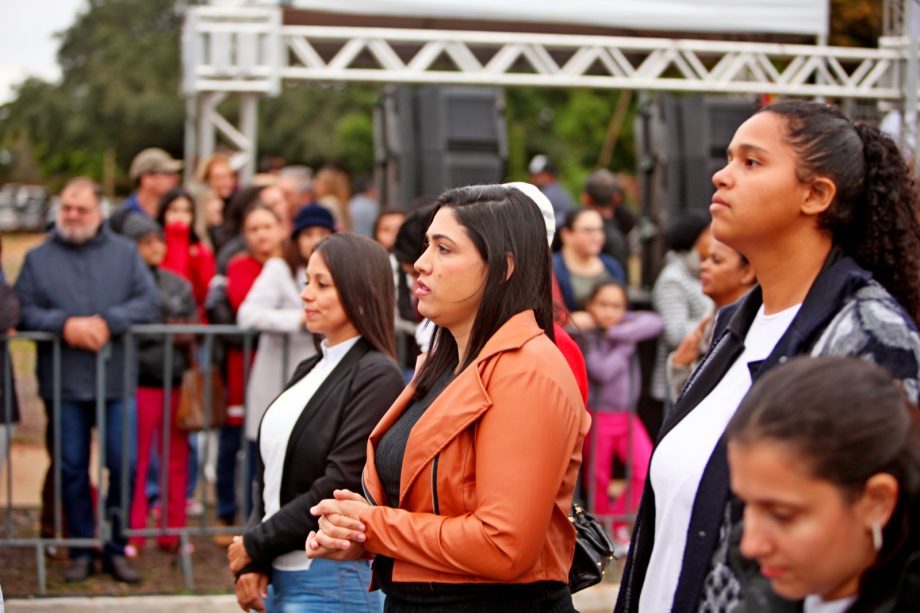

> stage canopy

[{"left": 274, "top": 0, "right": 829, "bottom": 38}]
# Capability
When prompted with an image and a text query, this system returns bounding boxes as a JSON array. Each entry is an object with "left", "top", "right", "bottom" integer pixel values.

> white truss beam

[
  {"left": 272, "top": 26, "right": 911, "bottom": 100},
  {"left": 182, "top": 4, "right": 920, "bottom": 177}
]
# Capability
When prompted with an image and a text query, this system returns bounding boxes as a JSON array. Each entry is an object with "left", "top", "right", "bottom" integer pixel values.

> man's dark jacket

[{"left": 15, "top": 226, "right": 159, "bottom": 401}]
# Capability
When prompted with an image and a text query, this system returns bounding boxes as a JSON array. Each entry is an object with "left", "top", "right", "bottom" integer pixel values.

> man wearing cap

[
  {"left": 528, "top": 154, "right": 575, "bottom": 228},
  {"left": 16, "top": 177, "right": 159, "bottom": 584},
  {"left": 110, "top": 148, "right": 183, "bottom": 233}
]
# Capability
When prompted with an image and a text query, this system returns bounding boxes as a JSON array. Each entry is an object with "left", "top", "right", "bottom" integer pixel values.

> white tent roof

[{"left": 279, "top": 0, "right": 829, "bottom": 38}]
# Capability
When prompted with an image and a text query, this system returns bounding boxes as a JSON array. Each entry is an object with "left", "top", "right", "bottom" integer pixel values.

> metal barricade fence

[
  {"left": 0, "top": 331, "right": 109, "bottom": 593},
  {"left": 0, "top": 324, "right": 300, "bottom": 593},
  {"left": 0, "top": 322, "right": 623, "bottom": 592}
]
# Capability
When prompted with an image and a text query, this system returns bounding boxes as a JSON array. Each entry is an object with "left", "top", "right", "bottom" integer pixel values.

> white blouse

[{"left": 259, "top": 335, "right": 360, "bottom": 570}]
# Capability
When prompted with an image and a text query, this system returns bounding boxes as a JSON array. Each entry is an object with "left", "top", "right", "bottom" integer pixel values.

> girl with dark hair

[
  {"left": 581, "top": 281, "right": 661, "bottom": 546},
  {"left": 307, "top": 184, "right": 590, "bottom": 611},
  {"left": 616, "top": 101, "right": 920, "bottom": 613},
  {"left": 727, "top": 356, "right": 920, "bottom": 613},
  {"left": 156, "top": 188, "right": 216, "bottom": 320},
  {"left": 228, "top": 233, "right": 403, "bottom": 612},
  {"left": 211, "top": 185, "right": 264, "bottom": 259},
  {"left": 213, "top": 203, "right": 287, "bottom": 540}
]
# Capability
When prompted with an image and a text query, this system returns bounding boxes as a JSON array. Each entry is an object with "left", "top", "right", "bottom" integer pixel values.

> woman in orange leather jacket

[{"left": 308, "top": 184, "right": 590, "bottom": 611}]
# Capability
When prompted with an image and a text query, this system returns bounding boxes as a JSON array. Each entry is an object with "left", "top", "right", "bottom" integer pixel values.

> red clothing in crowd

[
  {"left": 224, "top": 254, "right": 263, "bottom": 425},
  {"left": 161, "top": 222, "right": 216, "bottom": 321},
  {"left": 553, "top": 322, "right": 588, "bottom": 406}
]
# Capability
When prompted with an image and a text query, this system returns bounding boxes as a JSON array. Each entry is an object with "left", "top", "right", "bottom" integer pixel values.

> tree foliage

[
  {"left": 0, "top": 0, "right": 886, "bottom": 195},
  {"left": 0, "top": 0, "right": 185, "bottom": 189},
  {"left": 830, "top": 0, "right": 882, "bottom": 48}
]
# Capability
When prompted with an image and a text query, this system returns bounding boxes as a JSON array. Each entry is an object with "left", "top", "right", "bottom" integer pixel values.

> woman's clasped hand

[{"left": 306, "top": 489, "right": 371, "bottom": 560}]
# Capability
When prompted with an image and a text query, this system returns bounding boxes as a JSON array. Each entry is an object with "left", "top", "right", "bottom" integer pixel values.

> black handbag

[{"left": 568, "top": 503, "right": 617, "bottom": 593}]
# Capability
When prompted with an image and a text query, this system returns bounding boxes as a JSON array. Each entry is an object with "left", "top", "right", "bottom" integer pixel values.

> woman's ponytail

[
  {"left": 759, "top": 101, "right": 920, "bottom": 324},
  {"left": 849, "top": 124, "right": 920, "bottom": 324}
]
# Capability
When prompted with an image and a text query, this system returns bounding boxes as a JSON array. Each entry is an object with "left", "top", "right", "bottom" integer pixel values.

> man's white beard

[{"left": 56, "top": 220, "right": 101, "bottom": 245}]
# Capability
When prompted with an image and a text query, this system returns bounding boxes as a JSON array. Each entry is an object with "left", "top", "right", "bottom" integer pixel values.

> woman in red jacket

[
  {"left": 156, "top": 188, "right": 216, "bottom": 321},
  {"left": 214, "top": 202, "right": 286, "bottom": 537}
]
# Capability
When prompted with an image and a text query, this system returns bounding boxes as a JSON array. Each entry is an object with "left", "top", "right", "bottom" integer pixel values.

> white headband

[{"left": 503, "top": 181, "right": 556, "bottom": 246}]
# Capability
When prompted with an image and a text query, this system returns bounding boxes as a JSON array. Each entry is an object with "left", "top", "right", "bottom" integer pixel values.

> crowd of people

[{"left": 0, "top": 99, "right": 918, "bottom": 612}]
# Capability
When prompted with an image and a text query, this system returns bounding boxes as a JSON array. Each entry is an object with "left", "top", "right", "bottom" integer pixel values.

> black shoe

[
  {"left": 102, "top": 554, "right": 141, "bottom": 584},
  {"left": 64, "top": 557, "right": 95, "bottom": 582}
]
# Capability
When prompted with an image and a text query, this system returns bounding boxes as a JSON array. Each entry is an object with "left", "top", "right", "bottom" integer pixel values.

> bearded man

[{"left": 15, "top": 177, "right": 158, "bottom": 583}]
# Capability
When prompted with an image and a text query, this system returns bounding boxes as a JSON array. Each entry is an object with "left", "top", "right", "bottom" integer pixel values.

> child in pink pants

[{"left": 582, "top": 281, "right": 661, "bottom": 544}]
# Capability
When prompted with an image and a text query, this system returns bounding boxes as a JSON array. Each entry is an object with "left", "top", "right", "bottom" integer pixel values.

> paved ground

[{"left": 5, "top": 583, "right": 619, "bottom": 612}]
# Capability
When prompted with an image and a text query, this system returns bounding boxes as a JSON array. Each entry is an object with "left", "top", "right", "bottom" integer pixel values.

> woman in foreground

[
  {"left": 616, "top": 100, "right": 920, "bottom": 613},
  {"left": 728, "top": 356, "right": 920, "bottom": 612},
  {"left": 308, "top": 184, "right": 589, "bottom": 611},
  {"left": 228, "top": 233, "right": 404, "bottom": 612}
]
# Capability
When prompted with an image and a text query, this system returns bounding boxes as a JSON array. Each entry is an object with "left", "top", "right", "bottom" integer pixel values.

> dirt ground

[
  {"left": 0, "top": 232, "right": 235, "bottom": 597},
  {"left": 0, "top": 508, "right": 236, "bottom": 597}
]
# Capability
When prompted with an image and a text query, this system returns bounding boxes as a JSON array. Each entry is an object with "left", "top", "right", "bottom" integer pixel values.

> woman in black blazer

[{"left": 227, "top": 233, "right": 403, "bottom": 612}]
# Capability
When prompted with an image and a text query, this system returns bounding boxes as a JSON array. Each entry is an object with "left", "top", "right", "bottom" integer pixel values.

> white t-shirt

[
  {"left": 804, "top": 594, "right": 857, "bottom": 613},
  {"left": 259, "top": 335, "right": 360, "bottom": 571},
  {"left": 639, "top": 304, "right": 801, "bottom": 613}
]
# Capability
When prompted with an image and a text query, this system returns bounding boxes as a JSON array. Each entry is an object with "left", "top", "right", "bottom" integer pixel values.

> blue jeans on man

[{"left": 52, "top": 398, "right": 136, "bottom": 560}]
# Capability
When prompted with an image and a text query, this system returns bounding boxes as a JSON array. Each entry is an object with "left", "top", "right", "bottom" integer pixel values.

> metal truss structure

[{"left": 182, "top": 2, "right": 920, "bottom": 181}]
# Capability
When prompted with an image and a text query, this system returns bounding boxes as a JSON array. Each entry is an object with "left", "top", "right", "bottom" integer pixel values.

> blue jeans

[
  {"left": 216, "top": 424, "right": 241, "bottom": 521},
  {"left": 216, "top": 425, "right": 256, "bottom": 521},
  {"left": 266, "top": 559, "right": 383, "bottom": 613},
  {"left": 148, "top": 431, "right": 200, "bottom": 503},
  {"left": 54, "top": 398, "right": 136, "bottom": 559},
  {"left": 187, "top": 431, "right": 199, "bottom": 498}
]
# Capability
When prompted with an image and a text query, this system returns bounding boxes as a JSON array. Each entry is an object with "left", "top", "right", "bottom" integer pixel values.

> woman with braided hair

[{"left": 616, "top": 100, "right": 920, "bottom": 613}]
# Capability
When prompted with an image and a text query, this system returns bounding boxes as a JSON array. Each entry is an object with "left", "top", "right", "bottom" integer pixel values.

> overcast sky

[{"left": 0, "top": 0, "right": 87, "bottom": 104}]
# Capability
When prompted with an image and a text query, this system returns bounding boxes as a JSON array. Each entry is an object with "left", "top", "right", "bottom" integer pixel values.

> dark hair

[
  {"left": 666, "top": 211, "right": 711, "bottom": 252},
  {"left": 760, "top": 101, "right": 920, "bottom": 324},
  {"left": 413, "top": 184, "right": 555, "bottom": 396},
  {"left": 584, "top": 169, "right": 622, "bottom": 206},
  {"left": 312, "top": 233, "right": 397, "bottom": 359},
  {"left": 351, "top": 175, "right": 374, "bottom": 195},
  {"left": 156, "top": 188, "right": 200, "bottom": 244},
  {"left": 222, "top": 185, "right": 267, "bottom": 238},
  {"left": 241, "top": 201, "right": 281, "bottom": 226},
  {"left": 587, "top": 279, "right": 628, "bottom": 306},
  {"left": 373, "top": 207, "right": 406, "bottom": 240},
  {"left": 392, "top": 203, "right": 436, "bottom": 265},
  {"left": 552, "top": 207, "right": 601, "bottom": 252},
  {"left": 727, "top": 356, "right": 920, "bottom": 613},
  {"left": 239, "top": 202, "right": 282, "bottom": 258}
]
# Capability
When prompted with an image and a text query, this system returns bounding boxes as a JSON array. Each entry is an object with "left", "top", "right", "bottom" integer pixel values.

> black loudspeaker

[
  {"left": 661, "top": 94, "right": 757, "bottom": 217},
  {"left": 635, "top": 94, "right": 757, "bottom": 285},
  {"left": 375, "top": 86, "right": 507, "bottom": 208}
]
